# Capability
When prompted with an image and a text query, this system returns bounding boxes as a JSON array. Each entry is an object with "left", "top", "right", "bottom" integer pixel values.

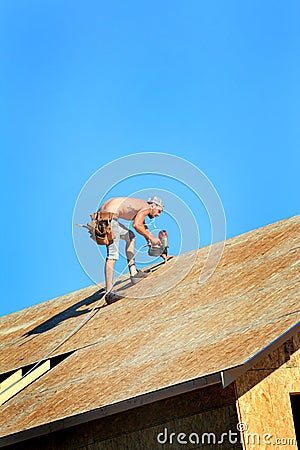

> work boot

[
  {"left": 105, "top": 291, "right": 124, "bottom": 305},
  {"left": 130, "top": 270, "right": 149, "bottom": 285}
]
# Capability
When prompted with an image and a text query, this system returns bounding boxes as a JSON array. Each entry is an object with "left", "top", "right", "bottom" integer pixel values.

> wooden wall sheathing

[
  {"left": 236, "top": 331, "right": 300, "bottom": 449},
  {"left": 5, "top": 383, "right": 242, "bottom": 450}
]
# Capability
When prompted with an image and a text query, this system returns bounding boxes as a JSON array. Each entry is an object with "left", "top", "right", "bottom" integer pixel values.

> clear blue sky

[{"left": 1, "top": 1, "right": 299, "bottom": 315}]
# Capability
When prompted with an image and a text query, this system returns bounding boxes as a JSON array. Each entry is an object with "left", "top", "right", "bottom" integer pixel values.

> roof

[{"left": 0, "top": 215, "right": 299, "bottom": 445}]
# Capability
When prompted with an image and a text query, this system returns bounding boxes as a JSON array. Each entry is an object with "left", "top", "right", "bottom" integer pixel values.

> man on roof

[{"left": 98, "top": 196, "right": 164, "bottom": 304}]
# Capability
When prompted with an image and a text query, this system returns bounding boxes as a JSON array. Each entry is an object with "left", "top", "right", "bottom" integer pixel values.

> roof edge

[
  {"left": 221, "top": 322, "right": 300, "bottom": 388},
  {"left": 0, "top": 372, "right": 221, "bottom": 447}
]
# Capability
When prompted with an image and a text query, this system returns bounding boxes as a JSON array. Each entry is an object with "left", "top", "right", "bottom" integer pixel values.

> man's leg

[
  {"left": 125, "top": 232, "right": 137, "bottom": 277},
  {"left": 120, "top": 227, "right": 148, "bottom": 284},
  {"left": 105, "top": 258, "right": 116, "bottom": 293},
  {"left": 117, "top": 223, "right": 137, "bottom": 276},
  {"left": 117, "top": 222, "right": 148, "bottom": 285},
  {"left": 105, "top": 219, "right": 120, "bottom": 293}
]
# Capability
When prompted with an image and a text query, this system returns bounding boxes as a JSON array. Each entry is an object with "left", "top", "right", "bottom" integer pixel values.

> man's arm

[{"left": 132, "top": 210, "right": 161, "bottom": 245}]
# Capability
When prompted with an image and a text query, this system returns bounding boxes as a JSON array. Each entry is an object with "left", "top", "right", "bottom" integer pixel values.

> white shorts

[{"left": 106, "top": 219, "right": 135, "bottom": 260}]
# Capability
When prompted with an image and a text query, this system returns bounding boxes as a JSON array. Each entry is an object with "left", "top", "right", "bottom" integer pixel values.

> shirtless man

[{"left": 99, "top": 196, "right": 164, "bottom": 303}]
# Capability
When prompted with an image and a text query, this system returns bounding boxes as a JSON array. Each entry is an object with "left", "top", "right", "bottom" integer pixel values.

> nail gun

[{"left": 148, "top": 230, "right": 169, "bottom": 257}]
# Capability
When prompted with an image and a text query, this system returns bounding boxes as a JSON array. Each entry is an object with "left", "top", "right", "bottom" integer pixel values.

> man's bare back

[{"left": 100, "top": 197, "right": 150, "bottom": 221}]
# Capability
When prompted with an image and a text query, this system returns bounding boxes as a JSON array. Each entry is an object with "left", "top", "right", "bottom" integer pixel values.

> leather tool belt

[{"left": 87, "top": 211, "right": 115, "bottom": 245}]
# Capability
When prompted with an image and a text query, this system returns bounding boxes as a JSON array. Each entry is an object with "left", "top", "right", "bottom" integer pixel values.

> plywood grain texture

[
  {"left": 236, "top": 331, "right": 300, "bottom": 449},
  {"left": 0, "top": 215, "right": 299, "bottom": 442}
]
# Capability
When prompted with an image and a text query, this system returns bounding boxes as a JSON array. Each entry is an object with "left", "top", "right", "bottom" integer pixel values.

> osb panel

[
  {"left": 5, "top": 384, "right": 240, "bottom": 450},
  {"left": 0, "top": 215, "right": 299, "bottom": 373},
  {"left": 0, "top": 215, "right": 299, "bottom": 440},
  {"left": 236, "top": 331, "right": 300, "bottom": 449}
]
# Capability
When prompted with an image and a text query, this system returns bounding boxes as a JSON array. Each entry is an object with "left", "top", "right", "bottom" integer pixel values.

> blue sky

[{"left": 1, "top": 1, "right": 299, "bottom": 315}]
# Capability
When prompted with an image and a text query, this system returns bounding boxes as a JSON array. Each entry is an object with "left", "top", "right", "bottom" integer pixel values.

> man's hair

[{"left": 147, "top": 196, "right": 164, "bottom": 208}]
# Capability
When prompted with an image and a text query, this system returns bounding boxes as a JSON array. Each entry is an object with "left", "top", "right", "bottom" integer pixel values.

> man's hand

[{"left": 149, "top": 236, "right": 161, "bottom": 246}]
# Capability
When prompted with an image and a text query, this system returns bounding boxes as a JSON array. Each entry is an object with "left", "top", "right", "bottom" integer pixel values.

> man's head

[{"left": 147, "top": 196, "right": 164, "bottom": 218}]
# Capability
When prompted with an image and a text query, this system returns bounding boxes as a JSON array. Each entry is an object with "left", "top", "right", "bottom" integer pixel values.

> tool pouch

[{"left": 87, "top": 212, "right": 114, "bottom": 245}]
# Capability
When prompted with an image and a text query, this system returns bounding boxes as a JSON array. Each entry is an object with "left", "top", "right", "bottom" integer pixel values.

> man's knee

[
  {"left": 106, "top": 254, "right": 119, "bottom": 261},
  {"left": 128, "top": 230, "right": 135, "bottom": 241}
]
